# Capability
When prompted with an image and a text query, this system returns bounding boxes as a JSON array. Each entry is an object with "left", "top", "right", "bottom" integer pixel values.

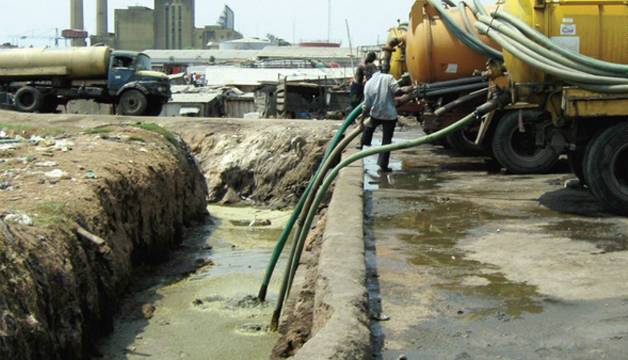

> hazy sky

[{"left": 0, "top": 0, "right": 417, "bottom": 48}]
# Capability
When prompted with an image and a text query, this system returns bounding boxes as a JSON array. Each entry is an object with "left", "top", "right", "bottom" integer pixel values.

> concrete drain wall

[{"left": 276, "top": 158, "right": 371, "bottom": 359}]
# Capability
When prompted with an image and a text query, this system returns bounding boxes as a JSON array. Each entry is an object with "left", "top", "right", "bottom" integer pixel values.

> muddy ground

[
  {"left": 0, "top": 122, "right": 208, "bottom": 359},
  {"left": 365, "top": 126, "right": 628, "bottom": 359},
  {"left": 0, "top": 111, "right": 338, "bottom": 208}
]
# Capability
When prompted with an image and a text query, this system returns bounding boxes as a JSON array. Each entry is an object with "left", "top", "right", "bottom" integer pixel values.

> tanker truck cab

[
  {"left": 0, "top": 47, "right": 170, "bottom": 116},
  {"left": 108, "top": 51, "right": 171, "bottom": 116}
]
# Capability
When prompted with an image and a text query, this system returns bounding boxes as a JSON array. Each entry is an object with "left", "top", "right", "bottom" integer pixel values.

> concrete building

[
  {"left": 70, "top": 0, "right": 86, "bottom": 47},
  {"left": 154, "top": 0, "right": 196, "bottom": 50},
  {"left": 194, "top": 26, "right": 243, "bottom": 49},
  {"left": 220, "top": 38, "right": 271, "bottom": 51},
  {"left": 115, "top": 7, "right": 155, "bottom": 51},
  {"left": 96, "top": 0, "right": 108, "bottom": 36},
  {"left": 218, "top": 6, "right": 235, "bottom": 31}
]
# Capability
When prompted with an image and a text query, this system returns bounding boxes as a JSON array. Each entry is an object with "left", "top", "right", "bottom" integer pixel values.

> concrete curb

[{"left": 293, "top": 159, "right": 370, "bottom": 360}]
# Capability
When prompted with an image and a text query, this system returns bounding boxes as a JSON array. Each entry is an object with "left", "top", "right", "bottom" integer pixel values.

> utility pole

[
  {"left": 328, "top": 0, "right": 332, "bottom": 42},
  {"left": 345, "top": 19, "right": 355, "bottom": 69}
]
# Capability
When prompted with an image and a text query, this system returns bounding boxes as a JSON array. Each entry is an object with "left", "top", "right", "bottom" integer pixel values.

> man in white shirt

[{"left": 359, "top": 64, "right": 415, "bottom": 172}]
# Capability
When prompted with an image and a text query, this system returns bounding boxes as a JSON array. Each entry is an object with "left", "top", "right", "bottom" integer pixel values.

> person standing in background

[
  {"left": 359, "top": 64, "right": 415, "bottom": 172},
  {"left": 350, "top": 52, "right": 378, "bottom": 110}
]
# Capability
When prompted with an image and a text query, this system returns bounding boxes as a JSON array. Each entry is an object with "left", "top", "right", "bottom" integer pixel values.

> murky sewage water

[{"left": 99, "top": 205, "right": 290, "bottom": 360}]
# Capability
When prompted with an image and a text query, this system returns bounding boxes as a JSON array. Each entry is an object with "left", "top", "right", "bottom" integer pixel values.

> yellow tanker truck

[
  {"left": 0, "top": 47, "right": 171, "bottom": 116},
  {"left": 473, "top": 0, "right": 628, "bottom": 214},
  {"left": 384, "top": 1, "right": 502, "bottom": 155}
]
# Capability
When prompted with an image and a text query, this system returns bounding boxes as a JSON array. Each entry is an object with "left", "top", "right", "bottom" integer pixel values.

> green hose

[
  {"left": 271, "top": 110, "right": 480, "bottom": 329},
  {"left": 476, "top": 22, "right": 628, "bottom": 87},
  {"left": 476, "top": 15, "right": 619, "bottom": 78},
  {"left": 427, "top": 0, "right": 503, "bottom": 60},
  {"left": 270, "top": 125, "right": 365, "bottom": 330},
  {"left": 492, "top": 10, "right": 628, "bottom": 75},
  {"left": 257, "top": 104, "right": 364, "bottom": 301}
]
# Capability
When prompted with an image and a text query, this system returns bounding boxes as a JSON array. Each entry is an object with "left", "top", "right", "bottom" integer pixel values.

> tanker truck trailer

[{"left": 0, "top": 47, "right": 171, "bottom": 116}]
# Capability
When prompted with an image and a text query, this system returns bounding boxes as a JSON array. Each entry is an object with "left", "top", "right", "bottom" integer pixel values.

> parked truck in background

[{"left": 0, "top": 47, "right": 171, "bottom": 116}]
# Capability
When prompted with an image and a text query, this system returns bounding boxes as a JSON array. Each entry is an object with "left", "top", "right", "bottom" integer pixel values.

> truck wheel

[
  {"left": 567, "top": 148, "right": 586, "bottom": 185},
  {"left": 118, "top": 90, "right": 148, "bottom": 116},
  {"left": 15, "top": 86, "right": 43, "bottom": 113},
  {"left": 584, "top": 123, "right": 628, "bottom": 215},
  {"left": 492, "top": 110, "right": 559, "bottom": 174},
  {"left": 445, "top": 126, "right": 484, "bottom": 156},
  {"left": 145, "top": 99, "right": 164, "bottom": 116},
  {"left": 39, "top": 95, "right": 59, "bottom": 113}
]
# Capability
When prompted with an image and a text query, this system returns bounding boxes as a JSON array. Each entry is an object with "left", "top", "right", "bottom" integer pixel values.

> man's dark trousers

[{"left": 360, "top": 118, "right": 398, "bottom": 170}]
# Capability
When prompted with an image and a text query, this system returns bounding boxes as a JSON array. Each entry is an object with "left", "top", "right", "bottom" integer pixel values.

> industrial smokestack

[
  {"left": 70, "top": 0, "right": 86, "bottom": 46},
  {"left": 96, "top": 0, "right": 108, "bottom": 36}
]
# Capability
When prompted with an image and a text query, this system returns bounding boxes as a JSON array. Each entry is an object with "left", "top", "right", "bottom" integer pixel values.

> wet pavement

[
  {"left": 364, "top": 126, "right": 628, "bottom": 360},
  {"left": 99, "top": 205, "right": 290, "bottom": 360}
]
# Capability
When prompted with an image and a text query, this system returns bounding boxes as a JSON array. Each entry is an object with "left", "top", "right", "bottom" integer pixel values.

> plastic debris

[
  {"left": 3, "top": 212, "right": 33, "bottom": 226},
  {"left": 45, "top": 169, "right": 70, "bottom": 181},
  {"left": 35, "top": 161, "right": 58, "bottom": 168}
]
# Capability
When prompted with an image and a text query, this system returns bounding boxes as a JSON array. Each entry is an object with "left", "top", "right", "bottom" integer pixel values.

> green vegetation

[
  {"left": 34, "top": 201, "right": 72, "bottom": 227},
  {"left": 131, "top": 123, "right": 178, "bottom": 146},
  {"left": 84, "top": 126, "right": 114, "bottom": 135},
  {"left": 0, "top": 123, "right": 68, "bottom": 137},
  {"left": 128, "top": 136, "right": 146, "bottom": 143}
]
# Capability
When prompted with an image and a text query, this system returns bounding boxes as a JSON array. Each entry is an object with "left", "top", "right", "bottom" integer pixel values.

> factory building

[
  {"left": 114, "top": 6, "right": 155, "bottom": 51},
  {"left": 154, "top": 0, "right": 196, "bottom": 50},
  {"left": 69, "top": 0, "right": 242, "bottom": 51}
]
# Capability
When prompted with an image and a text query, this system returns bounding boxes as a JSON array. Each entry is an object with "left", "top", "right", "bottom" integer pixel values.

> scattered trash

[
  {"left": 35, "top": 161, "right": 58, "bottom": 168},
  {"left": 371, "top": 312, "right": 390, "bottom": 321},
  {"left": 45, "top": 169, "right": 70, "bottom": 182},
  {"left": 249, "top": 218, "right": 272, "bottom": 227},
  {"left": 28, "top": 135, "right": 44, "bottom": 145},
  {"left": 0, "top": 181, "right": 11, "bottom": 190},
  {"left": 53, "top": 140, "right": 74, "bottom": 152},
  {"left": 3, "top": 212, "right": 33, "bottom": 226},
  {"left": 85, "top": 170, "right": 97, "bottom": 179},
  {"left": 141, "top": 304, "right": 156, "bottom": 319}
]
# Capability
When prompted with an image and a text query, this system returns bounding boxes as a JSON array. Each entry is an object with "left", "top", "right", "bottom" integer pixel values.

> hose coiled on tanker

[
  {"left": 491, "top": 11, "right": 628, "bottom": 76},
  {"left": 427, "top": 0, "right": 503, "bottom": 60},
  {"left": 475, "top": 11, "right": 628, "bottom": 93}
]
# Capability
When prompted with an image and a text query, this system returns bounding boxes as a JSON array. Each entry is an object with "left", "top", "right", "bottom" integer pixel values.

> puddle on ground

[
  {"left": 543, "top": 220, "right": 627, "bottom": 253},
  {"left": 98, "top": 205, "right": 291, "bottom": 360},
  {"left": 370, "top": 194, "right": 544, "bottom": 319}
]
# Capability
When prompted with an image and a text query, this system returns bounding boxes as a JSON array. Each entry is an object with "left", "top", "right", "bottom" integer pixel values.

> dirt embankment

[
  {"left": 0, "top": 112, "right": 339, "bottom": 209},
  {"left": 0, "top": 123, "right": 208, "bottom": 359},
  {"left": 177, "top": 120, "right": 337, "bottom": 209}
]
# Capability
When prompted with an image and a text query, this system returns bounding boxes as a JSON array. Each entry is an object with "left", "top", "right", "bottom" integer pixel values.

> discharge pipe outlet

[{"left": 258, "top": 104, "right": 365, "bottom": 301}]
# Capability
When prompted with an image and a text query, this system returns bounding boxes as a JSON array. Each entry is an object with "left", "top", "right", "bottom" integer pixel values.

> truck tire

[
  {"left": 15, "top": 86, "right": 43, "bottom": 113},
  {"left": 571, "top": 130, "right": 605, "bottom": 186},
  {"left": 445, "top": 126, "right": 484, "bottom": 156},
  {"left": 146, "top": 98, "right": 164, "bottom": 116},
  {"left": 567, "top": 149, "right": 586, "bottom": 185},
  {"left": 584, "top": 123, "right": 628, "bottom": 215},
  {"left": 118, "top": 90, "right": 148, "bottom": 116},
  {"left": 39, "top": 95, "right": 59, "bottom": 113},
  {"left": 492, "top": 110, "right": 559, "bottom": 174}
]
